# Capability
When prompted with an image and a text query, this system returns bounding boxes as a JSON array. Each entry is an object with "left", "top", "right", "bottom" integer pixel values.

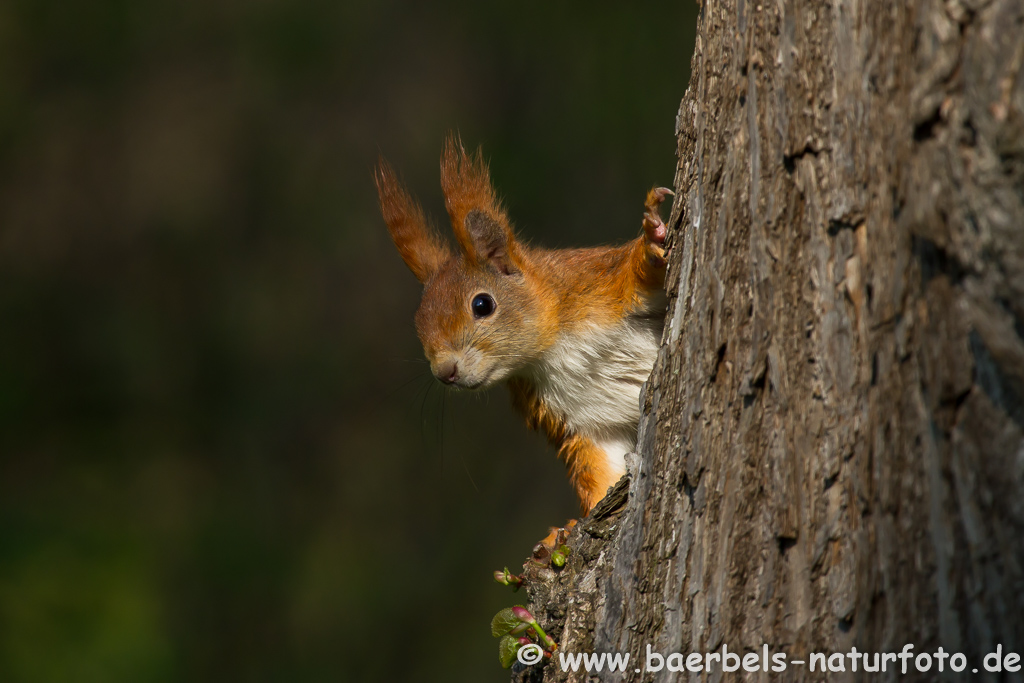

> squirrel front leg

[
  {"left": 626, "top": 187, "right": 673, "bottom": 292},
  {"left": 510, "top": 377, "right": 623, "bottom": 561},
  {"left": 560, "top": 433, "right": 628, "bottom": 513},
  {"left": 531, "top": 434, "right": 622, "bottom": 559}
]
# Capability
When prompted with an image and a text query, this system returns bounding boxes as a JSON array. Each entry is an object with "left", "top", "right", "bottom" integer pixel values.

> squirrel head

[{"left": 376, "top": 134, "right": 549, "bottom": 389}]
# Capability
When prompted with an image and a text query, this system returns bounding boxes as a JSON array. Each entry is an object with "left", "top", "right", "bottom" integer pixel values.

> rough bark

[{"left": 513, "top": 0, "right": 1024, "bottom": 680}]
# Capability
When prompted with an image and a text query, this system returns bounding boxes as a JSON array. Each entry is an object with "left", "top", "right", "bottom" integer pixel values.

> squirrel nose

[{"left": 436, "top": 361, "right": 459, "bottom": 385}]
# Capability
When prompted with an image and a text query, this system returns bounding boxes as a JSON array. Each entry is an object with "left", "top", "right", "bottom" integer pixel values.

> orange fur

[
  {"left": 527, "top": 240, "right": 662, "bottom": 332},
  {"left": 375, "top": 158, "right": 450, "bottom": 283}
]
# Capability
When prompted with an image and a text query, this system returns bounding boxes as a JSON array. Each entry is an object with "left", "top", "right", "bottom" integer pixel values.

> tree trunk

[{"left": 514, "top": 0, "right": 1024, "bottom": 680}]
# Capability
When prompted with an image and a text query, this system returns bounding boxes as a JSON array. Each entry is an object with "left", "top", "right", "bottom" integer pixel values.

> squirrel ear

[
  {"left": 465, "top": 209, "right": 519, "bottom": 275},
  {"left": 439, "top": 133, "right": 522, "bottom": 275},
  {"left": 375, "top": 157, "right": 450, "bottom": 284}
]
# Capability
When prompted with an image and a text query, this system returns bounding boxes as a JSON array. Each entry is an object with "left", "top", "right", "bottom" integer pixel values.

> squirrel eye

[{"left": 471, "top": 293, "right": 496, "bottom": 318}]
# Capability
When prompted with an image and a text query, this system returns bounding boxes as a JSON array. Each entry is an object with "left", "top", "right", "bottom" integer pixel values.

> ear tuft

[
  {"left": 439, "top": 133, "right": 497, "bottom": 230},
  {"left": 375, "top": 156, "right": 450, "bottom": 283},
  {"left": 439, "top": 133, "right": 522, "bottom": 273}
]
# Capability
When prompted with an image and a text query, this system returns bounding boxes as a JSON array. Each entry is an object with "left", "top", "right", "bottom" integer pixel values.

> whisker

[
  {"left": 439, "top": 383, "right": 447, "bottom": 471},
  {"left": 458, "top": 449, "right": 480, "bottom": 493},
  {"left": 442, "top": 386, "right": 480, "bottom": 495},
  {"left": 375, "top": 371, "right": 433, "bottom": 408},
  {"left": 419, "top": 373, "right": 436, "bottom": 449}
]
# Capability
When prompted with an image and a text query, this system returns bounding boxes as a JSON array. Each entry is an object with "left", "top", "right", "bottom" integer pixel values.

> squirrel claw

[
  {"left": 648, "top": 187, "right": 674, "bottom": 203},
  {"left": 642, "top": 186, "right": 672, "bottom": 260}
]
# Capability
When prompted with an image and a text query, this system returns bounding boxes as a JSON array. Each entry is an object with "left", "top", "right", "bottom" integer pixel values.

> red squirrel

[{"left": 376, "top": 135, "right": 669, "bottom": 542}]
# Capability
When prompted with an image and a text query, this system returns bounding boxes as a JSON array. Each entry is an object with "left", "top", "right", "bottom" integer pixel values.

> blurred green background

[{"left": 0, "top": 1, "right": 696, "bottom": 681}]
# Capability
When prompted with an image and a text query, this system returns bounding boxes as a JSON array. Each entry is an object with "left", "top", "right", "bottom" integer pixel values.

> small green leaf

[
  {"left": 493, "top": 567, "right": 525, "bottom": 589},
  {"left": 498, "top": 634, "right": 520, "bottom": 668},
  {"left": 491, "top": 607, "right": 521, "bottom": 638}
]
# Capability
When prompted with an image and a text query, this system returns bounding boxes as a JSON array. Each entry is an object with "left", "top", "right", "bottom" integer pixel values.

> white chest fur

[{"left": 525, "top": 313, "right": 662, "bottom": 475}]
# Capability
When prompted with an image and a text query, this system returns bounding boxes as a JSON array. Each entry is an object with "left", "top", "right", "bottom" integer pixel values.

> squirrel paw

[
  {"left": 527, "top": 520, "right": 576, "bottom": 569},
  {"left": 642, "top": 187, "right": 673, "bottom": 264}
]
